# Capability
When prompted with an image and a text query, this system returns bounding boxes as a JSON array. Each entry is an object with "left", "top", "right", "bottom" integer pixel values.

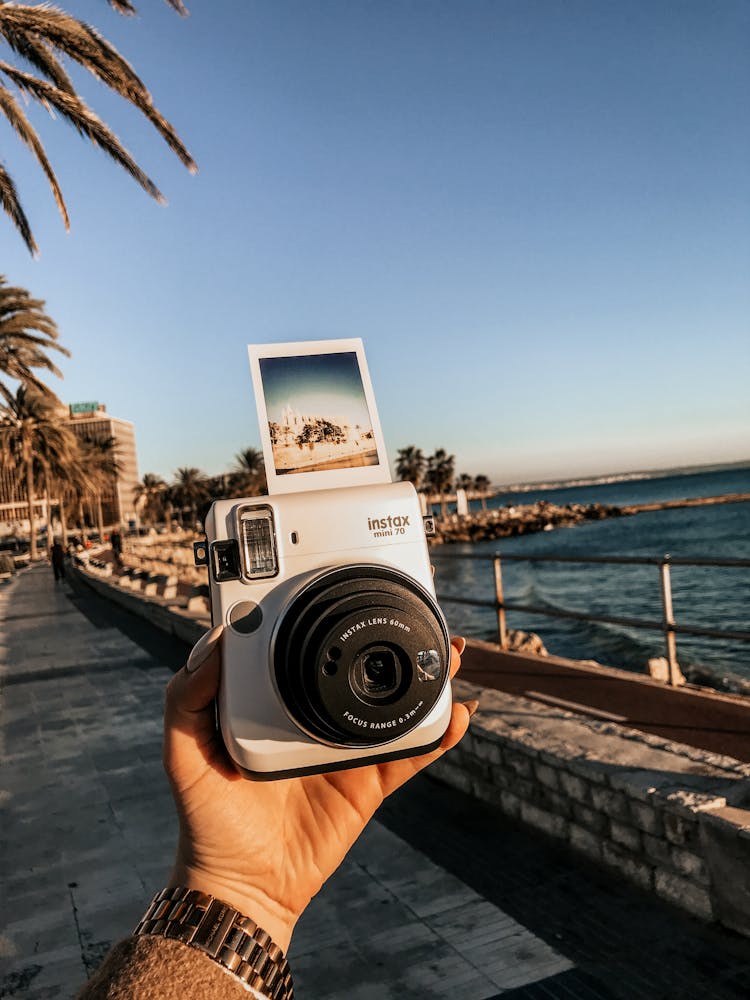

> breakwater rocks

[
  {"left": 430, "top": 491, "right": 750, "bottom": 544},
  {"left": 431, "top": 501, "right": 622, "bottom": 544}
]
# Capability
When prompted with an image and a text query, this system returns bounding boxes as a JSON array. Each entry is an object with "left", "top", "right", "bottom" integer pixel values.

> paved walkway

[{"left": 1, "top": 565, "right": 750, "bottom": 999}]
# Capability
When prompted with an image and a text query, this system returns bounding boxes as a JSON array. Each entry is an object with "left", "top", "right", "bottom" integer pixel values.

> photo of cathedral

[{"left": 259, "top": 352, "right": 379, "bottom": 475}]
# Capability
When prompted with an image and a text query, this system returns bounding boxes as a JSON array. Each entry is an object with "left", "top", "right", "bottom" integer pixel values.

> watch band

[{"left": 133, "top": 887, "right": 294, "bottom": 999}]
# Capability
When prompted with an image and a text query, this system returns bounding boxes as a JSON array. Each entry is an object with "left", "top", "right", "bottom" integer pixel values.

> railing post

[
  {"left": 493, "top": 555, "right": 508, "bottom": 650},
  {"left": 658, "top": 556, "right": 680, "bottom": 685}
]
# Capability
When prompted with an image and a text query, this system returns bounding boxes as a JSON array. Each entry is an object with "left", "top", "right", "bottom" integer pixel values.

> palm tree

[
  {"left": 33, "top": 414, "right": 80, "bottom": 548},
  {"left": 134, "top": 472, "right": 167, "bottom": 527},
  {"left": 0, "top": 277, "right": 69, "bottom": 403},
  {"left": 425, "top": 449, "right": 455, "bottom": 518},
  {"left": 79, "top": 435, "right": 120, "bottom": 539},
  {"left": 0, "top": 1, "right": 196, "bottom": 255},
  {"left": 231, "top": 447, "right": 266, "bottom": 497},
  {"left": 473, "top": 474, "right": 491, "bottom": 512},
  {"left": 54, "top": 452, "right": 91, "bottom": 548},
  {"left": 0, "top": 385, "right": 74, "bottom": 559},
  {"left": 395, "top": 446, "right": 427, "bottom": 489},
  {"left": 171, "top": 467, "right": 209, "bottom": 529}
]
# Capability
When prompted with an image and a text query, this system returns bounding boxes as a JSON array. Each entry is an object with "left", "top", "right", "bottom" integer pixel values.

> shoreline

[{"left": 430, "top": 492, "right": 750, "bottom": 544}]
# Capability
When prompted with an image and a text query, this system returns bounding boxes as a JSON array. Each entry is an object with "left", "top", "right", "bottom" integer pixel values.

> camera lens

[
  {"left": 273, "top": 565, "right": 449, "bottom": 748},
  {"left": 362, "top": 650, "right": 396, "bottom": 694}
]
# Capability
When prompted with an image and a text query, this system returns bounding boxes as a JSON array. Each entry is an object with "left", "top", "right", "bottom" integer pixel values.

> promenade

[{"left": 2, "top": 565, "right": 750, "bottom": 999}]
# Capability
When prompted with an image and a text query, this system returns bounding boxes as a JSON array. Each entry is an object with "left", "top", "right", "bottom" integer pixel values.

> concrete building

[
  {"left": 0, "top": 401, "right": 139, "bottom": 536},
  {"left": 67, "top": 402, "right": 139, "bottom": 529}
]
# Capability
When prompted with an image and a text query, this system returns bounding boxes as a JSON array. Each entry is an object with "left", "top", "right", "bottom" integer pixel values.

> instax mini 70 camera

[{"left": 200, "top": 481, "right": 452, "bottom": 779}]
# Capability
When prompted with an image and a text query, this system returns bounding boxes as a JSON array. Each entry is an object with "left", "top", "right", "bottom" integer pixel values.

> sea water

[{"left": 434, "top": 465, "right": 750, "bottom": 689}]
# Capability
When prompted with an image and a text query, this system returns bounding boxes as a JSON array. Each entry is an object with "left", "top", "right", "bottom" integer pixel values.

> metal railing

[{"left": 431, "top": 552, "right": 750, "bottom": 686}]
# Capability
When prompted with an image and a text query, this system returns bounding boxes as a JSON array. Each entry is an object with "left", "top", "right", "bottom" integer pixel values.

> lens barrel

[{"left": 273, "top": 565, "right": 449, "bottom": 748}]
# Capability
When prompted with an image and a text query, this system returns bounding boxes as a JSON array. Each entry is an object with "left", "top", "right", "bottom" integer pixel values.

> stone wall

[
  {"left": 76, "top": 562, "right": 208, "bottom": 647},
  {"left": 439, "top": 678, "right": 750, "bottom": 938}
]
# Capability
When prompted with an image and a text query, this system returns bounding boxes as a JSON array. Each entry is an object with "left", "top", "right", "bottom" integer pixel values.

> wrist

[
  {"left": 168, "top": 859, "right": 298, "bottom": 953},
  {"left": 134, "top": 886, "right": 294, "bottom": 999}
]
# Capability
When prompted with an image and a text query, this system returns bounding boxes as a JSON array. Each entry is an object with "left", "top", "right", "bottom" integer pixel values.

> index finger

[{"left": 449, "top": 636, "right": 466, "bottom": 679}]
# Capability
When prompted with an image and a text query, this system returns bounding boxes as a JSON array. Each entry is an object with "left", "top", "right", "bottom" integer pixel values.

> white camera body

[{"left": 202, "top": 481, "right": 452, "bottom": 779}]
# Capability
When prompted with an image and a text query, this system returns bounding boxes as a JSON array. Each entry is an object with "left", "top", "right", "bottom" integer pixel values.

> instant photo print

[
  {"left": 248, "top": 339, "right": 391, "bottom": 495},
  {"left": 198, "top": 338, "right": 452, "bottom": 779}
]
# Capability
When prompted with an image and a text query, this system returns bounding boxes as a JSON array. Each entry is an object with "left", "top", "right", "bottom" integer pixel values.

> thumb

[{"left": 164, "top": 625, "right": 224, "bottom": 772}]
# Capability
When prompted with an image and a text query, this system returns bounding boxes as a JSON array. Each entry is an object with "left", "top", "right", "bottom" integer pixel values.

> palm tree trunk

[
  {"left": 96, "top": 492, "right": 104, "bottom": 541},
  {"left": 26, "top": 462, "right": 37, "bottom": 561},
  {"left": 86, "top": 495, "right": 96, "bottom": 538},
  {"left": 59, "top": 491, "right": 68, "bottom": 548},
  {"left": 481, "top": 494, "right": 487, "bottom": 512},
  {"left": 43, "top": 468, "right": 53, "bottom": 553},
  {"left": 78, "top": 495, "right": 87, "bottom": 543}
]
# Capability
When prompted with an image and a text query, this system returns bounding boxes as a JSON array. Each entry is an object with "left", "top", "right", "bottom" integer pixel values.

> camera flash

[{"left": 239, "top": 506, "right": 278, "bottom": 579}]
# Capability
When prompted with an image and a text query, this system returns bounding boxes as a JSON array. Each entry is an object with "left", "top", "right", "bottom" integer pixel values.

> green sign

[{"left": 69, "top": 402, "right": 98, "bottom": 415}]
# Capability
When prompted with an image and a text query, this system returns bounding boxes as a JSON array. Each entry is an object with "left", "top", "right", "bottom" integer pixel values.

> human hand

[{"left": 163, "top": 627, "right": 476, "bottom": 952}]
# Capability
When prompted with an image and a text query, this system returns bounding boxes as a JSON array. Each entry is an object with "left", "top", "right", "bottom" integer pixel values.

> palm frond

[
  {"left": 164, "top": 0, "right": 189, "bottom": 15},
  {"left": 0, "top": 347, "right": 64, "bottom": 384},
  {"left": 0, "top": 328, "right": 70, "bottom": 357},
  {"left": 0, "top": 162, "right": 37, "bottom": 255},
  {"left": 0, "top": 275, "right": 62, "bottom": 330},
  {"left": 0, "top": 3, "right": 197, "bottom": 252},
  {"left": 0, "top": 81, "right": 70, "bottom": 226},
  {"left": 107, "top": 0, "right": 189, "bottom": 15},
  {"left": 0, "top": 276, "right": 69, "bottom": 399},
  {"left": 106, "top": 0, "right": 138, "bottom": 15},
  {"left": 0, "top": 63, "right": 164, "bottom": 202},
  {"left": 0, "top": 316, "right": 61, "bottom": 341},
  {"left": 0, "top": 5, "right": 196, "bottom": 172},
  {"left": 0, "top": 30, "right": 75, "bottom": 93}
]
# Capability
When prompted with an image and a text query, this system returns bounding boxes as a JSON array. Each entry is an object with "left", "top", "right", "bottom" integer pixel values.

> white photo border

[{"left": 248, "top": 338, "right": 391, "bottom": 495}]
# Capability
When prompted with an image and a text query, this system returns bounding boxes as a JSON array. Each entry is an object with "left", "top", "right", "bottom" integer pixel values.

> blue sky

[{"left": 3, "top": 0, "right": 749, "bottom": 485}]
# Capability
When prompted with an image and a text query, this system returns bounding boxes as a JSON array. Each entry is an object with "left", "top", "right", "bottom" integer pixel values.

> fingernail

[
  {"left": 465, "top": 699, "right": 479, "bottom": 717},
  {"left": 453, "top": 636, "right": 466, "bottom": 655},
  {"left": 186, "top": 624, "right": 223, "bottom": 674}
]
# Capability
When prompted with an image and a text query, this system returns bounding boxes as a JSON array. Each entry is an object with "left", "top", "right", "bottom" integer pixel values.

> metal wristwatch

[{"left": 133, "top": 887, "right": 294, "bottom": 999}]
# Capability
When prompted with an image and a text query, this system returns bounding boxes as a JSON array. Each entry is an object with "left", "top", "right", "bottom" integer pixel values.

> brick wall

[{"left": 434, "top": 679, "right": 750, "bottom": 938}]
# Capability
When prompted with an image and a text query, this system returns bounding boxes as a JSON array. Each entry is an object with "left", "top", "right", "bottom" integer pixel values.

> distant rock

[
  {"left": 646, "top": 656, "right": 686, "bottom": 686},
  {"left": 506, "top": 628, "right": 548, "bottom": 657}
]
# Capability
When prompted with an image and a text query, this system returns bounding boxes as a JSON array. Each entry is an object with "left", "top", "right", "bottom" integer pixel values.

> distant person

[
  {"left": 111, "top": 529, "right": 123, "bottom": 562},
  {"left": 50, "top": 540, "right": 66, "bottom": 582}
]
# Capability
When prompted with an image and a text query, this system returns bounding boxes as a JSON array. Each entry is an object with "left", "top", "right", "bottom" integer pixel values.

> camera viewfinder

[{"left": 211, "top": 540, "right": 241, "bottom": 582}]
